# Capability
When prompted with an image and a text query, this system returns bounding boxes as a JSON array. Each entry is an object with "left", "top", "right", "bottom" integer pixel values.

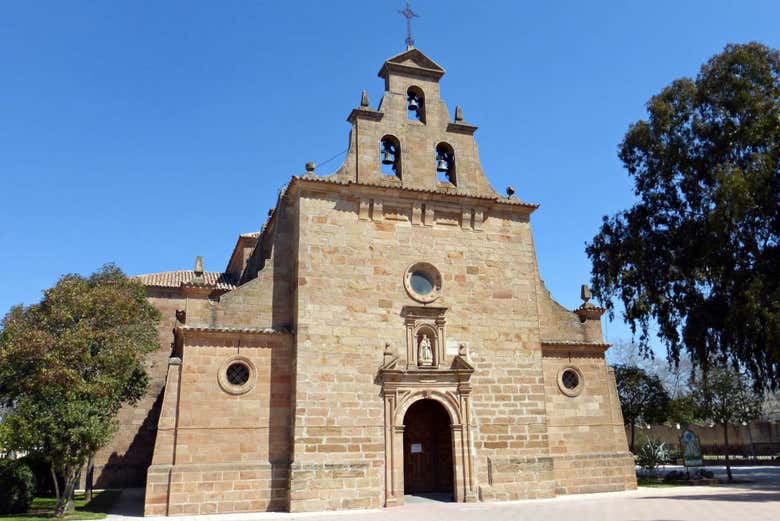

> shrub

[
  {"left": 694, "top": 468, "right": 714, "bottom": 479},
  {"left": 0, "top": 459, "right": 36, "bottom": 514},
  {"left": 18, "top": 454, "right": 61, "bottom": 496},
  {"left": 635, "top": 438, "right": 669, "bottom": 473},
  {"left": 664, "top": 470, "right": 686, "bottom": 481}
]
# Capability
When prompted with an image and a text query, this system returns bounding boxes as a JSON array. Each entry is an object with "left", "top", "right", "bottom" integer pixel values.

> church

[{"left": 94, "top": 46, "right": 636, "bottom": 515}]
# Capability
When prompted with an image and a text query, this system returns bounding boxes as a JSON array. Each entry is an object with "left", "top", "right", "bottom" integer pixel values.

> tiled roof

[
  {"left": 291, "top": 175, "right": 540, "bottom": 209},
  {"left": 133, "top": 271, "right": 238, "bottom": 290},
  {"left": 541, "top": 340, "right": 612, "bottom": 348},
  {"left": 177, "top": 326, "right": 290, "bottom": 335}
]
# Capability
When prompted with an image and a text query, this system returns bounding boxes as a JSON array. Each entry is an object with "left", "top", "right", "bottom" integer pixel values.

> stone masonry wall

[
  {"left": 289, "top": 187, "right": 551, "bottom": 509},
  {"left": 144, "top": 332, "right": 292, "bottom": 515},
  {"left": 542, "top": 354, "right": 636, "bottom": 493},
  {"left": 90, "top": 289, "right": 183, "bottom": 488}
]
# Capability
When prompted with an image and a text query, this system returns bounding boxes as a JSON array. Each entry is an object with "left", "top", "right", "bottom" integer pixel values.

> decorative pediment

[
  {"left": 378, "top": 48, "right": 446, "bottom": 81},
  {"left": 378, "top": 354, "right": 474, "bottom": 387}
]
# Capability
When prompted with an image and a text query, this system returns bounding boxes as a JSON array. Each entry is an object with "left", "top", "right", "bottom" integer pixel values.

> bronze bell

[
  {"left": 436, "top": 158, "right": 449, "bottom": 172},
  {"left": 382, "top": 150, "right": 395, "bottom": 165},
  {"left": 407, "top": 95, "right": 419, "bottom": 112}
]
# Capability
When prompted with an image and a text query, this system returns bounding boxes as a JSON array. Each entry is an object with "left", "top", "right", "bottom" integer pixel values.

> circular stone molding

[
  {"left": 404, "top": 262, "right": 442, "bottom": 303},
  {"left": 218, "top": 355, "right": 257, "bottom": 395},
  {"left": 557, "top": 366, "right": 584, "bottom": 397}
]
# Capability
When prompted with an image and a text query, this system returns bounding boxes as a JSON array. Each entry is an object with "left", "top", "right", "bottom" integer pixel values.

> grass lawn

[
  {"left": 637, "top": 480, "right": 683, "bottom": 487},
  {"left": 0, "top": 490, "right": 120, "bottom": 521}
]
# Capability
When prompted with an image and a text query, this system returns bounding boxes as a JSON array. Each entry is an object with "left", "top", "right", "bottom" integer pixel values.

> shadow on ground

[{"left": 105, "top": 489, "right": 144, "bottom": 517}]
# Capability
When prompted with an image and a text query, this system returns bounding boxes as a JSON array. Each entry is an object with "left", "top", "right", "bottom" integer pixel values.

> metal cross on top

[{"left": 398, "top": 1, "right": 420, "bottom": 50}]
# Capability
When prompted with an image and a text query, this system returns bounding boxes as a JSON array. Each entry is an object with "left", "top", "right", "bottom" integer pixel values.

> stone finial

[
  {"left": 268, "top": 208, "right": 274, "bottom": 217},
  {"left": 383, "top": 342, "right": 396, "bottom": 366},
  {"left": 506, "top": 186, "right": 515, "bottom": 198},
  {"left": 193, "top": 256, "right": 204, "bottom": 285},
  {"left": 455, "top": 105, "right": 463, "bottom": 122},
  {"left": 580, "top": 284, "right": 591, "bottom": 303},
  {"left": 305, "top": 162, "right": 316, "bottom": 174},
  {"left": 360, "top": 90, "right": 369, "bottom": 107},
  {"left": 458, "top": 342, "right": 469, "bottom": 359}
]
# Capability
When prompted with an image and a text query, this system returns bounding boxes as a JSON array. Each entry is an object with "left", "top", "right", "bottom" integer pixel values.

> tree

[
  {"left": 0, "top": 265, "right": 160, "bottom": 516},
  {"left": 609, "top": 340, "right": 693, "bottom": 399},
  {"left": 691, "top": 366, "right": 763, "bottom": 481},
  {"left": 614, "top": 365, "right": 670, "bottom": 451},
  {"left": 586, "top": 42, "right": 780, "bottom": 390}
]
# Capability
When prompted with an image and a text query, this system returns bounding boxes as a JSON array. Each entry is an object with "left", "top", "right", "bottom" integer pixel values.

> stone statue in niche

[{"left": 419, "top": 334, "right": 433, "bottom": 366}]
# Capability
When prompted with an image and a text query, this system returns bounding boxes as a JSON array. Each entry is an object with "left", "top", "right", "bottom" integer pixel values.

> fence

[{"left": 630, "top": 421, "right": 780, "bottom": 464}]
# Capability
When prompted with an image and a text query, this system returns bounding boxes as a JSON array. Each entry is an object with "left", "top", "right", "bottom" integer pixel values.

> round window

[
  {"left": 557, "top": 366, "right": 584, "bottom": 397},
  {"left": 226, "top": 362, "right": 250, "bottom": 386},
  {"left": 561, "top": 369, "right": 579, "bottom": 390},
  {"left": 404, "top": 262, "right": 442, "bottom": 303},
  {"left": 410, "top": 271, "right": 434, "bottom": 295},
  {"left": 218, "top": 356, "right": 256, "bottom": 395}
]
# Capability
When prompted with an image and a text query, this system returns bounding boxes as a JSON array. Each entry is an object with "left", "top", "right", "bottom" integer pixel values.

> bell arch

[
  {"left": 406, "top": 86, "right": 426, "bottom": 123},
  {"left": 435, "top": 142, "right": 456, "bottom": 185},
  {"left": 380, "top": 135, "right": 401, "bottom": 178}
]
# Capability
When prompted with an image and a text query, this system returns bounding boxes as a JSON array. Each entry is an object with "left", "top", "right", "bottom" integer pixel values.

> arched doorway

[{"left": 402, "top": 399, "right": 454, "bottom": 500}]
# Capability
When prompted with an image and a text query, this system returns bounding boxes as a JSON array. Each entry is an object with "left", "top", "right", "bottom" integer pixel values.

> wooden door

[{"left": 403, "top": 399, "right": 453, "bottom": 494}]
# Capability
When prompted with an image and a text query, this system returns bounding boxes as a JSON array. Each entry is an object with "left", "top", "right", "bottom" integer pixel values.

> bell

[
  {"left": 407, "top": 95, "right": 419, "bottom": 112},
  {"left": 436, "top": 158, "right": 449, "bottom": 172},
  {"left": 382, "top": 150, "right": 395, "bottom": 165}
]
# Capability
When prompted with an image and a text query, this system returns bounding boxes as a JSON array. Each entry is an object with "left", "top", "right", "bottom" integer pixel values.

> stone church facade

[{"left": 95, "top": 48, "right": 636, "bottom": 515}]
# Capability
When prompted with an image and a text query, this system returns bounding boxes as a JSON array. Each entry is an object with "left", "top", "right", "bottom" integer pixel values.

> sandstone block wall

[
  {"left": 90, "top": 289, "right": 183, "bottom": 488},
  {"left": 289, "top": 188, "right": 553, "bottom": 506},
  {"left": 144, "top": 332, "right": 292, "bottom": 515}
]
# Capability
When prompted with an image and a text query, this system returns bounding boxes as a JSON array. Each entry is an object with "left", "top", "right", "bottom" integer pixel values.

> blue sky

[{"left": 2, "top": 1, "right": 779, "bottom": 348}]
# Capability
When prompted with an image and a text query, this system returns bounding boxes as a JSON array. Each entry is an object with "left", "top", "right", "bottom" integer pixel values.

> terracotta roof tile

[{"left": 133, "top": 271, "right": 237, "bottom": 290}]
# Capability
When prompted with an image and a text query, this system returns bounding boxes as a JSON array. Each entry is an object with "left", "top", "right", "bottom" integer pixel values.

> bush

[
  {"left": 664, "top": 468, "right": 715, "bottom": 481},
  {"left": 635, "top": 438, "right": 669, "bottom": 473},
  {"left": 664, "top": 469, "right": 686, "bottom": 481},
  {"left": 18, "top": 454, "right": 61, "bottom": 496},
  {"left": 0, "top": 459, "right": 36, "bottom": 514}
]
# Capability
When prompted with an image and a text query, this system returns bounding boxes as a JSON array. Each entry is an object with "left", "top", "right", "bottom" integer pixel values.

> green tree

[
  {"left": 586, "top": 42, "right": 780, "bottom": 389},
  {"left": 691, "top": 366, "right": 763, "bottom": 481},
  {"left": 0, "top": 265, "right": 160, "bottom": 516},
  {"left": 614, "top": 365, "right": 671, "bottom": 451}
]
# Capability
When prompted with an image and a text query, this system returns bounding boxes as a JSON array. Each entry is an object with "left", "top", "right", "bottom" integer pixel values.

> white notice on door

[{"left": 411, "top": 443, "right": 422, "bottom": 454}]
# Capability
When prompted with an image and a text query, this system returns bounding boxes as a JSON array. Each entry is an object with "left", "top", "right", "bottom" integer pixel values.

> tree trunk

[
  {"left": 50, "top": 465, "right": 60, "bottom": 504},
  {"left": 55, "top": 467, "right": 78, "bottom": 518},
  {"left": 630, "top": 423, "right": 636, "bottom": 452},
  {"left": 84, "top": 455, "right": 94, "bottom": 503},
  {"left": 723, "top": 422, "right": 733, "bottom": 481}
]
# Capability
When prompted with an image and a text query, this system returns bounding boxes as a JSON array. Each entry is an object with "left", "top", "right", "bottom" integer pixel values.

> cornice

[
  {"left": 541, "top": 340, "right": 611, "bottom": 358},
  {"left": 288, "top": 175, "right": 539, "bottom": 213}
]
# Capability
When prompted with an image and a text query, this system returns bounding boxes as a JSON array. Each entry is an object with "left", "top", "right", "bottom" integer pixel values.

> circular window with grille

[
  {"left": 557, "top": 366, "right": 584, "bottom": 397},
  {"left": 218, "top": 356, "right": 256, "bottom": 395},
  {"left": 226, "top": 362, "right": 250, "bottom": 385},
  {"left": 404, "top": 262, "right": 442, "bottom": 303}
]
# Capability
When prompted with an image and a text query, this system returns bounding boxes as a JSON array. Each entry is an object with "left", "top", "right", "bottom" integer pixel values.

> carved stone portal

[{"left": 379, "top": 305, "right": 477, "bottom": 506}]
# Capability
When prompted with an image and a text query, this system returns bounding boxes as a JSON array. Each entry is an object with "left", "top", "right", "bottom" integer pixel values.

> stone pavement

[{"left": 108, "top": 466, "right": 780, "bottom": 521}]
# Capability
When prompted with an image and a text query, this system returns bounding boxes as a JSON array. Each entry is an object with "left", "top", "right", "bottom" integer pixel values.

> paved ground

[{"left": 108, "top": 466, "right": 780, "bottom": 521}]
